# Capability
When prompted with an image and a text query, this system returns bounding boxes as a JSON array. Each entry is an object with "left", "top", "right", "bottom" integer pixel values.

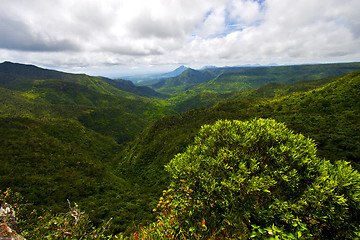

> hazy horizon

[{"left": 1, "top": 0, "right": 360, "bottom": 77}]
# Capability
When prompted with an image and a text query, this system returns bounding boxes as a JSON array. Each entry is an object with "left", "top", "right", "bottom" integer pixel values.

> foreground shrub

[
  {"left": 23, "top": 200, "right": 113, "bottom": 239},
  {"left": 143, "top": 118, "right": 360, "bottom": 239},
  {"left": 0, "top": 189, "right": 114, "bottom": 240}
]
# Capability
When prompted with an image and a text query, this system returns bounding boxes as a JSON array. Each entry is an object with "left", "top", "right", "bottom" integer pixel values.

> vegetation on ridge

[
  {"left": 118, "top": 69, "right": 360, "bottom": 228},
  {"left": 1, "top": 61, "right": 360, "bottom": 238},
  {"left": 152, "top": 62, "right": 360, "bottom": 104},
  {"left": 133, "top": 119, "right": 360, "bottom": 239}
]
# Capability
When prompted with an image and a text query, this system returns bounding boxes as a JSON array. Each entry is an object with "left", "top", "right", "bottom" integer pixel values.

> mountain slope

[
  {"left": 0, "top": 62, "right": 176, "bottom": 232},
  {"left": 0, "top": 84, "right": 172, "bottom": 143},
  {"left": 0, "top": 61, "right": 116, "bottom": 95},
  {"left": 124, "top": 65, "right": 189, "bottom": 84},
  {"left": 151, "top": 62, "right": 360, "bottom": 103},
  {"left": 101, "top": 77, "right": 164, "bottom": 98},
  {"left": 0, "top": 61, "right": 163, "bottom": 100},
  {"left": 173, "top": 75, "right": 338, "bottom": 112},
  {"left": 148, "top": 66, "right": 251, "bottom": 94},
  {"left": 200, "top": 63, "right": 360, "bottom": 92},
  {"left": 0, "top": 61, "right": 174, "bottom": 143},
  {"left": 117, "top": 69, "right": 360, "bottom": 224},
  {"left": 150, "top": 68, "right": 216, "bottom": 93},
  {"left": 0, "top": 117, "right": 139, "bottom": 231}
]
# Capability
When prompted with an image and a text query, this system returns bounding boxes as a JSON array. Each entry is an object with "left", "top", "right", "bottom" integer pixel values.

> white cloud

[
  {"left": 197, "top": 7, "right": 227, "bottom": 37},
  {"left": 0, "top": 0, "right": 359, "bottom": 76},
  {"left": 229, "top": 0, "right": 263, "bottom": 25}
]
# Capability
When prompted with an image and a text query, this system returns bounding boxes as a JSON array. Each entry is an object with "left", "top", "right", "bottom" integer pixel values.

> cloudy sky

[{"left": 1, "top": 0, "right": 360, "bottom": 77}]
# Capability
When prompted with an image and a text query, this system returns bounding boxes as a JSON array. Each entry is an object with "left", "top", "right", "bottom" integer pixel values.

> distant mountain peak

[
  {"left": 174, "top": 65, "right": 187, "bottom": 71},
  {"left": 0, "top": 61, "right": 39, "bottom": 70},
  {"left": 0, "top": 61, "right": 60, "bottom": 78},
  {"left": 124, "top": 66, "right": 189, "bottom": 83},
  {"left": 170, "top": 65, "right": 188, "bottom": 75},
  {"left": 1, "top": 61, "right": 39, "bottom": 68}
]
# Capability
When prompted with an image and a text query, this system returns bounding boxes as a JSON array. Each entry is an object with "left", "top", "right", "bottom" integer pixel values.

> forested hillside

[
  {"left": 133, "top": 118, "right": 360, "bottom": 239},
  {"left": 1, "top": 61, "right": 360, "bottom": 238},
  {"left": 118, "top": 70, "right": 360, "bottom": 228},
  {"left": 125, "top": 65, "right": 188, "bottom": 84},
  {"left": 173, "top": 75, "right": 339, "bottom": 112},
  {"left": 150, "top": 62, "right": 360, "bottom": 104},
  {"left": 0, "top": 61, "right": 174, "bottom": 234},
  {"left": 0, "top": 61, "right": 174, "bottom": 143}
]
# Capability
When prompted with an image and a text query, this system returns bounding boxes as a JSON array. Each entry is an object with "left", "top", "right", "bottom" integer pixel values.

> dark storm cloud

[
  {"left": 0, "top": 15, "right": 80, "bottom": 52},
  {"left": 1, "top": 0, "right": 359, "bottom": 76}
]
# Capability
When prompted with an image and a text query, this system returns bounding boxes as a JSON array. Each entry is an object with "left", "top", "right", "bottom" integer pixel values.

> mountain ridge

[
  {"left": 0, "top": 61, "right": 162, "bottom": 99},
  {"left": 2, "top": 61, "right": 360, "bottom": 236},
  {"left": 122, "top": 65, "right": 189, "bottom": 84},
  {"left": 117, "top": 70, "right": 360, "bottom": 223},
  {"left": 155, "top": 62, "right": 360, "bottom": 103}
]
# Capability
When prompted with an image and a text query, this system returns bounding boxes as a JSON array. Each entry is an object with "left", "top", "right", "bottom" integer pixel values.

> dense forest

[{"left": 1, "top": 61, "right": 360, "bottom": 239}]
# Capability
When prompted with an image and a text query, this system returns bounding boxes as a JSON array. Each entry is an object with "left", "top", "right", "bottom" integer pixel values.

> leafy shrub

[
  {"left": 146, "top": 118, "right": 360, "bottom": 239},
  {"left": 21, "top": 199, "right": 115, "bottom": 240},
  {"left": 0, "top": 188, "right": 128, "bottom": 239},
  {"left": 0, "top": 188, "right": 23, "bottom": 231}
]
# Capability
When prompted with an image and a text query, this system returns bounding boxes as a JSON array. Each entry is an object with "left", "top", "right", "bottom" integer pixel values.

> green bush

[
  {"left": 23, "top": 200, "right": 114, "bottom": 240},
  {"left": 147, "top": 118, "right": 360, "bottom": 239}
]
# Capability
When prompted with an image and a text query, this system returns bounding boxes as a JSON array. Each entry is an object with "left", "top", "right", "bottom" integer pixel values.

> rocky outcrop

[
  {"left": 0, "top": 201, "right": 25, "bottom": 240},
  {"left": 0, "top": 223, "right": 25, "bottom": 240}
]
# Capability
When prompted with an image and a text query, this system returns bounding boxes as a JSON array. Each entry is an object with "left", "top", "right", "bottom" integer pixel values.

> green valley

[
  {"left": 147, "top": 62, "right": 360, "bottom": 105},
  {"left": 1, "top": 61, "right": 360, "bottom": 238}
]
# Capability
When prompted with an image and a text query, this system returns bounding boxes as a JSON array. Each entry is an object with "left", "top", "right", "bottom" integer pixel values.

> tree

[{"left": 151, "top": 118, "right": 360, "bottom": 239}]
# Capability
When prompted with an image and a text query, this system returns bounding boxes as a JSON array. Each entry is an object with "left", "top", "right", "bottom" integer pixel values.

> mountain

[
  {"left": 0, "top": 61, "right": 117, "bottom": 95},
  {"left": 146, "top": 66, "right": 249, "bottom": 93},
  {"left": 117, "top": 70, "right": 360, "bottom": 224},
  {"left": 0, "top": 61, "right": 174, "bottom": 143},
  {"left": 164, "top": 65, "right": 188, "bottom": 78},
  {"left": 101, "top": 77, "right": 165, "bottom": 98},
  {"left": 150, "top": 68, "right": 216, "bottom": 92},
  {"left": 2, "top": 61, "right": 360, "bottom": 236},
  {"left": 149, "top": 62, "right": 360, "bottom": 103},
  {"left": 0, "top": 61, "right": 162, "bottom": 99},
  {"left": 198, "top": 63, "right": 360, "bottom": 92},
  {"left": 172, "top": 75, "right": 338, "bottom": 112},
  {"left": 122, "top": 65, "right": 189, "bottom": 84},
  {"left": 0, "top": 61, "right": 71, "bottom": 81},
  {"left": 0, "top": 62, "right": 179, "bottom": 233}
]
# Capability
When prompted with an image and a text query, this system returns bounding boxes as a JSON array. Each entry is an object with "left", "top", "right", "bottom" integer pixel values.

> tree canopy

[{"left": 141, "top": 118, "right": 360, "bottom": 239}]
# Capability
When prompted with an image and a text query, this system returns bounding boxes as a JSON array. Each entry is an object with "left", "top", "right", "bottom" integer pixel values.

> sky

[{"left": 1, "top": 0, "right": 360, "bottom": 77}]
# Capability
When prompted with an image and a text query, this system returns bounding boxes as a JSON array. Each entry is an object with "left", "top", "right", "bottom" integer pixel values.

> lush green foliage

[
  {"left": 102, "top": 77, "right": 164, "bottom": 98},
  {"left": 23, "top": 200, "right": 114, "bottom": 239},
  {"left": 137, "top": 119, "right": 360, "bottom": 239},
  {"left": 2, "top": 61, "right": 360, "bottom": 238},
  {"left": 152, "top": 62, "right": 360, "bottom": 104},
  {"left": 0, "top": 117, "right": 142, "bottom": 232},
  {"left": 151, "top": 68, "right": 218, "bottom": 94},
  {"left": 119, "top": 70, "right": 360, "bottom": 224},
  {"left": 0, "top": 61, "right": 175, "bottom": 143},
  {"left": 173, "top": 76, "right": 337, "bottom": 112},
  {"left": 0, "top": 61, "right": 175, "bottom": 234},
  {"left": 1, "top": 188, "right": 120, "bottom": 239}
]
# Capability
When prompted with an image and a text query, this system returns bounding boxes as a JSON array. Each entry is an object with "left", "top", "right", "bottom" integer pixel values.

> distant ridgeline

[
  {"left": 122, "top": 65, "right": 188, "bottom": 84},
  {"left": 118, "top": 68, "right": 360, "bottom": 235},
  {"left": 142, "top": 62, "right": 360, "bottom": 110},
  {"left": 0, "top": 61, "right": 174, "bottom": 233},
  {"left": 0, "top": 60, "right": 360, "bottom": 236}
]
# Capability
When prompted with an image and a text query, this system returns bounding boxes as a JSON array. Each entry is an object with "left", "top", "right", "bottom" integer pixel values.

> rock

[
  {"left": 0, "top": 223, "right": 25, "bottom": 240},
  {"left": 0, "top": 201, "right": 25, "bottom": 240}
]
